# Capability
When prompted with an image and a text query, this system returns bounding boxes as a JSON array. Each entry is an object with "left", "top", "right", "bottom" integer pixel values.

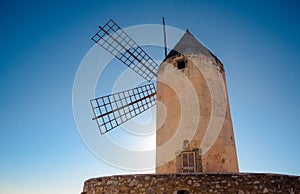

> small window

[{"left": 177, "top": 60, "right": 186, "bottom": 69}]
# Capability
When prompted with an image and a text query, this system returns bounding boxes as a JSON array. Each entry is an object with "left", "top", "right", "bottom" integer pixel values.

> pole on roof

[{"left": 162, "top": 17, "right": 167, "bottom": 58}]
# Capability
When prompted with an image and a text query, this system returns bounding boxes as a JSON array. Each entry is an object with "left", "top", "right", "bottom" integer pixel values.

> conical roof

[{"left": 166, "top": 30, "right": 213, "bottom": 59}]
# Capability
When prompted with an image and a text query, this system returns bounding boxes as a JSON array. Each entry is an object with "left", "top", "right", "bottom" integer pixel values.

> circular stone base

[{"left": 82, "top": 173, "right": 300, "bottom": 194}]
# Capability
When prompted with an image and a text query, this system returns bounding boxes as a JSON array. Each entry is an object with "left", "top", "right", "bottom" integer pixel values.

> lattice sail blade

[
  {"left": 90, "top": 83, "right": 156, "bottom": 135},
  {"left": 92, "top": 19, "right": 159, "bottom": 82}
]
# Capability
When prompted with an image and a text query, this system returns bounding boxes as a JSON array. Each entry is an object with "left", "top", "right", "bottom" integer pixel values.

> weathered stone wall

[{"left": 82, "top": 173, "right": 300, "bottom": 194}]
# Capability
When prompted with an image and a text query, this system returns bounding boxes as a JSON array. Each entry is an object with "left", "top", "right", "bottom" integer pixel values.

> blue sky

[{"left": 1, "top": 0, "right": 300, "bottom": 193}]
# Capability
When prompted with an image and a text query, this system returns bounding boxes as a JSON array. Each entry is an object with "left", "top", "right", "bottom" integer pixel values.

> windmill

[{"left": 89, "top": 19, "right": 239, "bottom": 173}]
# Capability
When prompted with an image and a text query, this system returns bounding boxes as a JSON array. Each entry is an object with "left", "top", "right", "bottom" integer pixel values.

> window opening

[{"left": 177, "top": 60, "right": 186, "bottom": 69}]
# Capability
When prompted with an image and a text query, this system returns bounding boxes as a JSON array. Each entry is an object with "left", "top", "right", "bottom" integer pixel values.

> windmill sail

[
  {"left": 90, "top": 83, "right": 156, "bottom": 134},
  {"left": 92, "top": 19, "right": 159, "bottom": 82}
]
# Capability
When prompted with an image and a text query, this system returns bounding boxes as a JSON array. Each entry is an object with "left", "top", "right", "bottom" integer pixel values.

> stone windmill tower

[{"left": 156, "top": 30, "right": 239, "bottom": 173}]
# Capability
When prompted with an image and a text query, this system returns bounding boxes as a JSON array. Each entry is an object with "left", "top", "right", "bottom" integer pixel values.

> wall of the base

[{"left": 82, "top": 173, "right": 299, "bottom": 194}]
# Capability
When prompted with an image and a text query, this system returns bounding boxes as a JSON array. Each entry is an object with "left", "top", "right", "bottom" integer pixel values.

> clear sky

[{"left": 1, "top": 0, "right": 300, "bottom": 194}]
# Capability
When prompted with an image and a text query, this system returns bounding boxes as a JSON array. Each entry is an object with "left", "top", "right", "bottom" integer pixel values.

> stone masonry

[{"left": 82, "top": 173, "right": 300, "bottom": 194}]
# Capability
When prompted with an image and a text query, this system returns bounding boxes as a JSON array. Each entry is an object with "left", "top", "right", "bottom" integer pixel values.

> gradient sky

[{"left": 1, "top": 0, "right": 300, "bottom": 194}]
